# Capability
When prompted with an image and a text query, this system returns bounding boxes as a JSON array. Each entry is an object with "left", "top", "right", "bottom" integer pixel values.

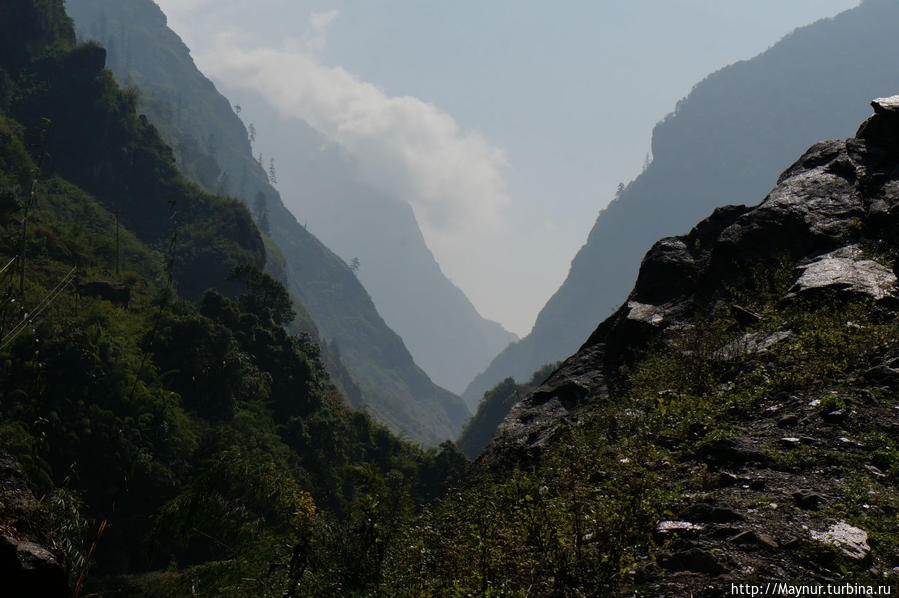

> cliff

[
  {"left": 474, "top": 97, "right": 899, "bottom": 594},
  {"left": 463, "top": 0, "right": 899, "bottom": 411}
]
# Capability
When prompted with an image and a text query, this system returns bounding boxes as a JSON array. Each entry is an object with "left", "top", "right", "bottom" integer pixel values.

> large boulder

[{"left": 0, "top": 453, "right": 69, "bottom": 598}]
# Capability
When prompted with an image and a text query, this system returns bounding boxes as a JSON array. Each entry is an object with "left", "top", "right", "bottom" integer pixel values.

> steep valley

[{"left": 0, "top": 1, "right": 897, "bottom": 596}]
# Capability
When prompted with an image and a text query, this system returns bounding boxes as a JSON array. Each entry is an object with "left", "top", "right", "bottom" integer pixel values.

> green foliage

[
  {"left": 0, "top": 251, "right": 465, "bottom": 589},
  {"left": 66, "top": 0, "right": 471, "bottom": 446},
  {"left": 0, "top": 5, "right": 468, "bottom": 595},
  {"left": 228, "top": 263, "right": 295, "bottom": 326},
  {"left": 0, "top": 0, "right": 75, "bottom": 72},
  {"left": 382, "top": 427, "right": 677, "bottom": 596},
  {"left": 0, "top": 9, "right": 265, "bottom": 299},
  {"left": 43, "top": 486, "right": 90, "bottom": 587}
]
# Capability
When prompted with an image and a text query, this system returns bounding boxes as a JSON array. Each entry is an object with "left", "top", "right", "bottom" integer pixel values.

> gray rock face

[
  {"left": 494, "top": 343, "right": 607, "bottom": 455},
  {"left": 625, "top": 301, "right": 667, "bottom": 326},
  {"left": 484, "top": 97, "right": 899, "bottom": 462},
  {"left": 784, "top": 245, "right": 896, "bottom": 302},
  {"left": 872, "top": 95, "right": 899, "bottom": 114},
  {"left": 463, "top": 0, "right": 899, "bottom": 411},
  {"left": 715, "top": 330, "right": 793, "bottom": 360},
  {"left": 809, "top": 522, "right": 870, "bottom": 560}
]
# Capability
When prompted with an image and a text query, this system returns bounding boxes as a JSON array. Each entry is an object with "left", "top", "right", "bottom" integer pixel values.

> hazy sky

[{"left": 154, "top": 0, "right": 859, "bottom": 336}]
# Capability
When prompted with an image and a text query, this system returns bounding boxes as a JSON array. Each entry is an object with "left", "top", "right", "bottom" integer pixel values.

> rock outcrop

[
  {"left": 462, "top": 0, "right": 899, "bottom": 410},
  {"left": 482, "top": 98, "right": 899, "bottom": 594},
  {"left": 490, "top": 96, "right": 899, "bottom": 461},
  {"left": 0, "top": 453, "right": 68, "bottom": 598}
]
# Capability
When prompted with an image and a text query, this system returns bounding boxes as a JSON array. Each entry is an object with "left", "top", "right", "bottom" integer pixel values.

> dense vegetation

[
  {"left": 0, "top": 1, "right": 466, "bottom": 594},
  {"left": 69, "top": 0, "right": 518, "bottom": 400},
  {"left": 0, "top": 8, "right": 264, "bottom": 299},
  {"left": 463, "top": 0, "right": 899, "bottom": 407},
  {"left": 370, "top": 260, "right": 898, "bottom": 595},
  {"left": 66, "top": 0, "right": 472, "bottom": 446}
]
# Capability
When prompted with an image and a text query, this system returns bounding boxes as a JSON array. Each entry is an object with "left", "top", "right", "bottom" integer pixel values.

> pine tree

[{"left": 268, "top": 158, "right": 278, "bottom": 185}]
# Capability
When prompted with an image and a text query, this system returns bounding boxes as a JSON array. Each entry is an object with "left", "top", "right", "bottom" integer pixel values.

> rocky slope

[
  {"left": 66, "top": 0, "right": 470, "bottom": 445},
  {"left": 463, "top": 0, "right": 899, "bottom": 409},
  {"left": 481, "top": 97, "right": 899, "bottom": 594},
  {"left": 0, "top": 453, "right": 69, "bottom": 598},
  {"left": 456, "top": 362, "right": 557, "bottom": 459}
]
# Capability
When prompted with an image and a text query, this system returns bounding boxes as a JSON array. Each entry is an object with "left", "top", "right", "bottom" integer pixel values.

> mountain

[
  {"left": 387, "top": 95, "right": 899, "bottom": 595},
  {"left": 463, "top": 0, "right": 899, "bottom": 408},
  {"left": 4, "top": 2, "right": 896, "bottom": 593},
  {"left": 217, "top": 81, "right": 518, "bottom": 397},
  {"left": 0, "top": 4, "right": 265, "bottom": 301},
  {"left": 456, "top": 362, "right": 557, "bottom": 459},
  {"left": 66, "top": 0, "right": 470, "bottom": 445},
  {"left": 0, "top": 2, "right": 468, "bottom": 594}
]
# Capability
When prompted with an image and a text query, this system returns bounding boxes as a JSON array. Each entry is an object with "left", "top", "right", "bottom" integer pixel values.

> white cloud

[
  {"left": 305, "top": 9, "right": 339, "bottom": 52},
  {"left": 199, "top": 36, "right": 511, "bottom": 240}
]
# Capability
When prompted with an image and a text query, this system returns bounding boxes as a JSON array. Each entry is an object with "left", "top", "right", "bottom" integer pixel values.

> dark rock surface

[
  {"left": 462, "top": 0, "right": 899, "bottom": 410},
  {"left": 488, "top": 96, "right": 899, "bottom": 461},
  {"left": 729, "top": 530, "right": 779, "bottom": 549},
  {"left": 482, "top": 97, "right": 899, "bottom": 595},
  {"left": 678, "top": 503, "right": 744, "bottom": 524},
  {"left": 792, "top": 489, "right": 825, "bottom": 510},
  {"left": 0, "top": 452, "right": 68, "bottom": 598},
  {"left": 658, "top": 548, "right": 728, "bottom": 576}
]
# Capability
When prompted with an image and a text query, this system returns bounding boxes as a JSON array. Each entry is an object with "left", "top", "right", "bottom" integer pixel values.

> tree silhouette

[{"left": 268, "top": 158, "right": 278, "bottom": 185}]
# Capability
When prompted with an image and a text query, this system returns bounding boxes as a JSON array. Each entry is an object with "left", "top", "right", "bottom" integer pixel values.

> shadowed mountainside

[
  {"left": 459, "top": 95, "right": 899, "bottom": 595},
  {"left": 216, "top": 83, "right": 518, "bottom": 397},
  {"left": 463, "top": 0, "right": 899, "bottom": 409},
  {"left": 66, "top": 0, "right": 470, "bottom": 444}
]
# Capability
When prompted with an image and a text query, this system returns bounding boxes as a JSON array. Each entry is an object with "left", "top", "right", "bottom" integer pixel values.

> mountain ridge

[
  {"left": 217, "top": 82, "right": 518, "bottom": 397},
  {"left": 0, "top": 4, "right": 469, "bottom": 594},
  {"left": 455, "top": 94, "right": 899, "bottom": 594},
  {"left": 463, "top": 0, "right": 899, "bottom": 408},
  {"left": 66, "top": 0, "right": 470, "bottom": 445}
]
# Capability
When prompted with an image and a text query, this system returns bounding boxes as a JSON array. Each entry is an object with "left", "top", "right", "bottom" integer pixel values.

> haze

[{"left": 154, "top": 0, "right": 859, "bottom": 336}]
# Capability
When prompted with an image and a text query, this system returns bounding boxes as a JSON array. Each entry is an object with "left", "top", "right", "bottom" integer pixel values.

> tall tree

[{"left": 268, "top": 157, "right": 277, "bottom": 185}]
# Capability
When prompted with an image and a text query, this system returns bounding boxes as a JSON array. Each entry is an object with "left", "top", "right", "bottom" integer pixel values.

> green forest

[
  {"left": 0, "top": 2, "right": 466, "bottom": 595},
  {"left": 62, "top": 0, "right": 470, "bottom": 448}
]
